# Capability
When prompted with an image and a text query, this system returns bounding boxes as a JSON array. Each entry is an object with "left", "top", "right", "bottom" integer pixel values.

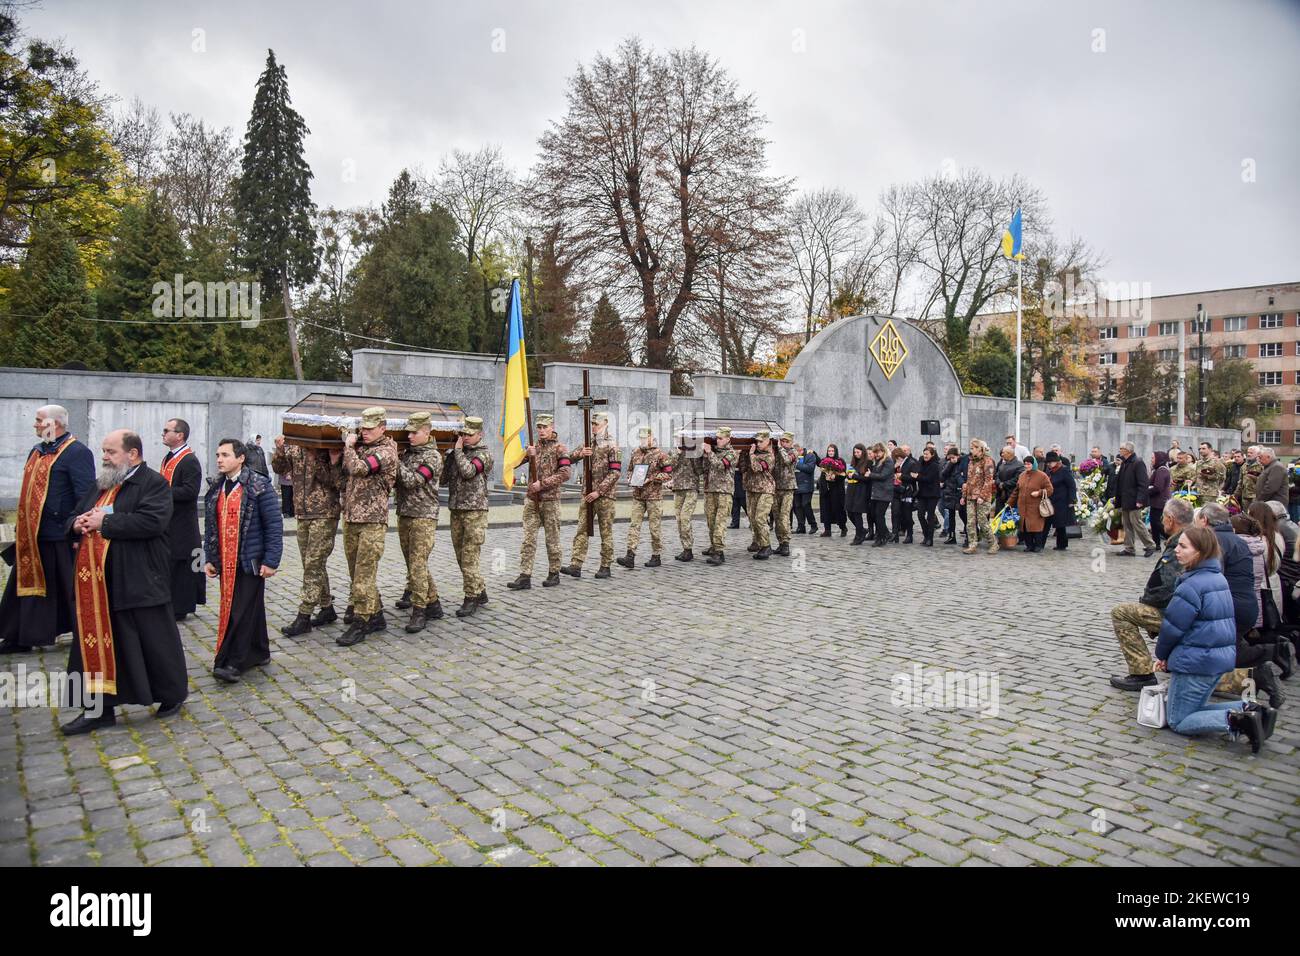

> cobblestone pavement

[{"left": 2, "top": 519, "right": 1297, "bottom": 867}]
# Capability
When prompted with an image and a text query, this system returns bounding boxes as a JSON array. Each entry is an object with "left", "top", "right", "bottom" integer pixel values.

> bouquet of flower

[
  {"left": 1217, "top": 493, "right": 1241, "bottom": 516},
  {"left": 1078, "top": 458, "right": 1101, "bottom": 476},
  {"left": 1172, "top": 488, "right": 1199, "bottom": 507},
  {"left": 993, "top": 507, "right": 1021, "bottom": 536},
  {"left": 1078, "top": 466, "right": 1109, "bottom": 503},
  {"left": 1087, "top": 498, "right": 1121, "bottom": 534},
  {"left": 1290, "top": 462, "right": 1300, "bottom": 479}
]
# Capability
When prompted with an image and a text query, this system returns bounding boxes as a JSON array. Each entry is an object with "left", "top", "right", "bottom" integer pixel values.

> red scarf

[
  {"left": 15, "top": 438, "right": 77, "bottom": 597},
  {"left": 73, "top": 485, "right": 123, "bottom": 695},
  {"left": 215, "top": 482, "right": 243, "bottom": 655}
]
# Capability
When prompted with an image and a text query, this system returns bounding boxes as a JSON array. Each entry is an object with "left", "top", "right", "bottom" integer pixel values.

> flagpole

[{"left": 1015, "top": 254, "right": 1023, "bottom": 438}]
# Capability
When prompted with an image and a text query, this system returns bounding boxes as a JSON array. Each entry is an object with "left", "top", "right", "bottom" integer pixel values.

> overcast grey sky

[{"left": 30, "top": 0, "right": 1300, "bottom": 298}]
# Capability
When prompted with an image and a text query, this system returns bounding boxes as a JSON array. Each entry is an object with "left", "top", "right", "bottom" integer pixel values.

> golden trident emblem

[{"left": 870, "top": 319, "right": 909, "bottom": 380}]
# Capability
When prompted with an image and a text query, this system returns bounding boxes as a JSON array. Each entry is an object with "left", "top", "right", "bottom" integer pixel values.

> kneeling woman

[{"left": 1154, "top": 525, "right": 1274, "bottom": 752}]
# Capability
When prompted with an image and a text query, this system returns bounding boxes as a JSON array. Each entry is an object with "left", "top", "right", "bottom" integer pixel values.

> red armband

[
  {"left": 609, "top": 461, "right": 622, "bottom": 471},
  {"left": 365, "top": 455, "right": 381, "bottom": 474},
  {"left": 472, "top": 458, "right": 484, "bottom": 474},
  {"left": 558, "top": 458, "right": 571, "bottom": 468},
  {"left": 416, "top": 464, "right": 434, "bottom": 482}
]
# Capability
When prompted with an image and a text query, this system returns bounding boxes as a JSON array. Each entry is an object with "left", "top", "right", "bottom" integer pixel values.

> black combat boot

[
  {"left": 405, "top": 607, "right": 426, "bottom": 633},
  {"left": 616, "top": 551, "right": 636, "bottom": 569},
  {"left": 506, "top": 574, "right": 531, "bottom": 590},
  {"left": 1245, "top": 700, "right": 1279, "bottom": 738},
  {"left": 476, "top": 590, "right": 488, "bottom": 605},
  {"left": 644, "top": 555, "right": 661, "bottom": 568},
  {"left": 560, "top": 564, "right": 581, "bottom": 577},
  {"left": 754, "top": 546, "right": 771, "bottom": 560},
  {"left": 542, "top": 572, "right": 561, "bottom": 587},
  {"left": 850, "top": 533, "right": 865, "bottom": 545},
  {"left": 367, "top": 610, "right": 387, "bottom": 633},
  {"left": 776, "top": 541, "right": 790, "bottom": 556},
  {"left": 594, "top": 565, "right": 611, "bottom": 579},
  {"left": 1253, "top": 662, "right": 1285, "bottom": 708},
  {"left": 706, "top": 551, "right": 725, "bottom": 566},
  {"left": 426, "top": 600, "right": 444, "bottom": 620},
  {"left": 281, "top": 613, "right": 312, "bottom": 637},
  {"left": 336, "top": 621, "right": 367, "bottom": 646},
  {"left": 675, "top": 549, "right": 693, "bottom": 562},
  {"left": 343, "top": 604, "right": 356, "bottom": 625},
  {"left": 455, "top": 598, "right": 479, "bottom": 618},
  {"left": 1273, "top": 639, "right": 1294, "bottom": 680},
  {"left": 747, "top": 543, "right": 760, "bottom": 553},
  {"left": 904, "top": 530, "right": 913, "bottom": 543},
  {"left": 312, "top": 605, "right": 338, "bottom": 625},
  {"left": 395, "top": 589, "right": 412, "bottom": 610},
  {"left": 1227, "top": 708, "right": 1264, "bottom": 753},
  {"left": 701, "top": 547, "right": 717, "bottom": 557}
]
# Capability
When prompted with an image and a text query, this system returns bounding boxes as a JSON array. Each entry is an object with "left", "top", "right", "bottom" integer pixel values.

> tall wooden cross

[{"left": 565, "top": 368, "right": 609, "bottom": 536}]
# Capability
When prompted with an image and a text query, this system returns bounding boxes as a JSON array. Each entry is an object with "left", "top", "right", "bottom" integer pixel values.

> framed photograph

[{"left": 629, "top": 462, "right": 650, "bottom": 487}]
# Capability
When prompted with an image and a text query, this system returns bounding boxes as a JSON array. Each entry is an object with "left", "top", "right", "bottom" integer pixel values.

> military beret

[
  {"left": 462, "top": 416, "right": 483, "bottom": 432},
  {"left": 359, "top": 406, "right": 387, "bottom": 428},
  {"left": 755, "top": 429, "right": 771, "bottom": 440},
  {"left": 405, "top": 411, "right": 432, "bottom": 430},
  {"left": 536, "top": 414, "right": 554, "bottom": 427},
  {"left": 715, "top": 426, "right": 732, "bottom": 438},
  {"left": 592, "top": 411, "right": 610, "bottom": 424}
]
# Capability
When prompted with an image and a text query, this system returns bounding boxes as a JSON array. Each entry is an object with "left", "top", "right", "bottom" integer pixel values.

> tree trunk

[{"left": 282, "top": 273, "right": 304, "bottom": 381}]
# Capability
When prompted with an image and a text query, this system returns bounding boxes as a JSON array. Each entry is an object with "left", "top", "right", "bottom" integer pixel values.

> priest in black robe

[
  {"left": 61, "top": 429, "right": 190, "bottom": 735},
  {"left": 159, "top": 417, "right": 206, "bottom": 620}
]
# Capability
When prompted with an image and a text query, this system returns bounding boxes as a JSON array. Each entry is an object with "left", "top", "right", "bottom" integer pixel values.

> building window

[
  {"left": 1296, "top": 341, "right": 1300, "bottom": 356},
  {"left": 1222, "top": 315, "right": 1247, "bottom": 332},
  {"left": 1260, "top": 342, "right": 1283, "bottom": 357},
  {"left": 1223, "top": 344, "right": 1247, "bottom": 359},
  {"left": 1156, "top": 348, "right": 1178, "bottom": 363},
  {"left": 1260, "top": 400, "right": 1280, "bottom": 414},
  {"left": 1189, "top": 317, "right": 1211, "bottom": 333},
  {"left": 1128, "top": 323, "right": 1147, "bottom": 337},
  {"left": 1260, "top": 313, "right": 1282, "bottom": 329},
  {"left": 1258, "top": 430, "right": 1280, "bottom": 445},
  {"left": 1259, "top": 371, "right": 1283, "bottom": 386},
  {"left": 1157, "top": 402, "right": 1174, "bottom": 417},
  {"left": 1098, "top": 326, "right": 1119, "bottom": 340},
  {"left": 1295, "top": 401, "right": 1300, "bottom": 415},
  {"left": 1188, "top": 346, "right": 1210, "bottom": 359},
  {"left": 1157, "top": 321, "right": 1178, "bottom": 336},
  {"left": 1098, "top": 352, "right": 1118, "bottom": 366},
  {"left": 1294, "top": 430, "right": 1300, "bottom": 445}
]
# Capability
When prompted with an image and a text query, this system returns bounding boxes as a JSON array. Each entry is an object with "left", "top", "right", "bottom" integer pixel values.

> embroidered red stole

[
  {"left": 73, "top": 485, "right": 123, "bottom": 695},
  {"left": 215, "top": 483, "right": 243, "bottom": 655},
  {"left": 15, "top": 438, "right": 77, "bottom": 597},
  {"left": 160, "top": 445, "right": 193, "bottom": 485}
]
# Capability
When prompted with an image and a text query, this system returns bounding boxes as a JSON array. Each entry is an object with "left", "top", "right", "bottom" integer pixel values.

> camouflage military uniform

[
  {"left": 271, "top": 444, "right": 342, "bottom": 615},
  {"left": 1238, "top": 460, "right": 1263, "bottom": 509},
  {"left": 671, "top": 447, "right": 704, "bottom": 552},
  {"left": 1192, "top": 457, "right": 1226, "bottom": 501},
  {"left": 342, "top": 434, "right": 398, "bottom": 617},
  {"left": 625, "top": 444, "right": 672, "bottom": 556},
  {"left": 771, "top": 443, "right": 798, "bottom": 546},
  {"left": 742, "top": 445, "right": 777, "bottom": 549},
  {"left": 445, "top": 442, "right": 493, "bottom": 600},
  {"left": 1168, "top": 461, "right": 1196, "bottom": 494},
  {"left": 520, "top": 437, "right": 571, "bottom": 575},
  {"left": 703, "top": 443, "right": 737, "bottom": 554},
  {"left": 569, "top": 432, "right": 621, "bottom": 569},
  {"left": 396, "top": 440, "right": 443, "bottom": 608},
  {"left": 962, "top": 454, "right": 998, "bottom": 553}
]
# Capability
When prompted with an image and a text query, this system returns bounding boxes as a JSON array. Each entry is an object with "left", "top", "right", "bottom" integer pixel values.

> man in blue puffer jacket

[
  {"left": 204, "top": 438, "right": 283, "bottom": 684},
  {"left": 1154, "top": 526, "right": 1269, "bottom": 752}
]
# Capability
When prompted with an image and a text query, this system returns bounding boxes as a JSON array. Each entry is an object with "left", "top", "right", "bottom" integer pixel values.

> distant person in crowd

[
  {"left": 890, "top": 446, "right": 917, "bottom": 543},
  {"left": 867, "top": 443, "right": 894, "bottom": 547},
  {"left": 845, "top": 443, "right": 871, "bottom": 544},
  {"left": 1044, "top": 451, "right": 1077, "bottom": 551},
  {"left": 793, "top": 445, "right": 818, "bottom": 533},
  {"left": 818, "top": 444, "right": 847, "bottom": 537},
  {"left": 913, "top": 446, "right": 942, "bottom": 547},
  {"left": 939, "top": 446, "right": 966, "bottom": 545},
  {"left": 1254, "top": 448, "right": 1288, "bottom": 509},
  {"left": 1147, "top": 450, "right": 1172, "bottom": 548},
  {"left": 244, "top": 435, "right": 270, "bottom": 477},
  {"left": 1114, "top": 442, "right": 1156, "bottom": 557},
  {"left": 1007, "top": 455, "right": 1052, "bottom": 552},
  {"left": 994, "top": 445, "right": 1023, "bottom": 512},
  {"left": 960, "top": 439, "right": 998, "bottom": 555}
]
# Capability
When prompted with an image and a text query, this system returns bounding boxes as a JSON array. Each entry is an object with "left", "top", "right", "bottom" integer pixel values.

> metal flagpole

[{"left": 1015, "top": 255, "right": 1023, "bottom": 438}]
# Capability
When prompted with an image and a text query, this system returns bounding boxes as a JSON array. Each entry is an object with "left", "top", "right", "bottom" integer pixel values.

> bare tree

[
  {"left": 109, "top": 96, "right": 162, "bottom": 189},
  {"left": 787, "top": 187, "right": 866, "bottom": 341},
  {"left": 157, "top": 113, "right": 238, "bottom": 239},
  {"left": 426, "top": 144, "right": 517, "bottom": 268}
]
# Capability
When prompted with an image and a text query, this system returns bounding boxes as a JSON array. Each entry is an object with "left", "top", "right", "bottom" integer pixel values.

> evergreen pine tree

[{"left": 585, "top": 293, "right": 632, "bottom": 366}]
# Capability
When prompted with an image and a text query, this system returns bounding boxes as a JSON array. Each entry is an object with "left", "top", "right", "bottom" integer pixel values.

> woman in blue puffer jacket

[{"left": 1154, "top": 525, "right": 1272, "bottom": 752}]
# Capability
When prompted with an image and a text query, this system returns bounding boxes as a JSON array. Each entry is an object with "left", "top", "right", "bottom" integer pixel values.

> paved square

[{"left": 2, "top": 517, "right": 1297, "bottom": 867}]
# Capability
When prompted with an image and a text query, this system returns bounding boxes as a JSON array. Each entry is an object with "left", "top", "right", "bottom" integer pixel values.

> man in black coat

[
  {"left": 61, "top": 429, "right": 189, "bottom": 735},
  {"left": 159, "top": 418, "right": 206, "bottom": 621},
  {"left": 1114, "top": 441, "right": 1156, "bottom": 557}
]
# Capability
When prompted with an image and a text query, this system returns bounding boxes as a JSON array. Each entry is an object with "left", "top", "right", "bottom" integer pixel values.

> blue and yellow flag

[
  {"left": 1001, "top": 206, "right": 1026, "bottom": 260},
  {"left": 499, "top": 278, "right": 529, "bottom": 489}
]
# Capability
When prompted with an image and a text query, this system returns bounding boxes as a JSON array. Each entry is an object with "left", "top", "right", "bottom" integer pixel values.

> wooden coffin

[
  {"left": 674, "top": 417, "right": 786, "bottom": 449},
  {"left": 281, "top": 393, "right": 465, "bottom": 452}
]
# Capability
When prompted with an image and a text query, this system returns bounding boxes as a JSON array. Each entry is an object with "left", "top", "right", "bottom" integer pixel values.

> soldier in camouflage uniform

[
  {"left": 671, "top": 439, "right": 704, "bottom": 562},
  {"left": 702, "top": 427, "right": 738, "bottom": 566},
  {"left": 742, "top": 430, "right": 777, "bottom": 559},
  {"left": 1168, "top": 450, "right": 1196, "bottom": 495},
  {"left": 394, "top": 411, "right": 444, "bottom": 633},
  {"left": 337, "top": 406, "right": 399, "bottom": 647},
  {"left": 508, "top": 414, "right": 571, "bottom": 590},
  {"left": 271, "top": 437, "right": 343, "bottom": 636},
  {"left": 563, "top": 411, "right": 621, "bottom": 579},
  {"left": 771, "top": 431, "right": 798, "bottom": 557},
  {"left": 961, "top": 439, "right": 999, "bottom": 554},
  {"left": 1238, "top": 447, "right": 1263, "bottom": 510},
  {"left": 617, "top": 427, "right": 673, "bottom": 569},
  {"left": 1193, "top": 443, "right": 1226, "bottom": 501},
  {"left": 444, "top": 416, "right": 493, "bottom": 617}
]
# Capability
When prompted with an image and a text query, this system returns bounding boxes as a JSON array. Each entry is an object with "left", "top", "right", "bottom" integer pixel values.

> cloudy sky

[{"left": 29, "top": 0, "right": 1300, "bottom": 299}]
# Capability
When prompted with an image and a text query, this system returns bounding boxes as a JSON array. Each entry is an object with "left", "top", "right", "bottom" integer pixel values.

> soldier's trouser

[
  {"left": 676, "top": 491, "right": 699, "bottom": 550},
  {"left": 450, "top": 509, "right": 488, "bottom": 599},
  {"left": 966, "top": 500, "right": 995, "bottom": 549},
  {"left": 296, "top": 515, "right": 338, "bottom": 615},
  {"left": 397, "top": 515, "right": 438, "bottom": 606},
  {"left": 773, "top": 490, "right": 793, "bottom": 544},
  {"left": 1110, "top": 602, "right": 1162, "bottom": 675},
  {"left": 747, "top": 493, "right": 774, "bottom": 548},
  {"left": 1121, "top": 508, "right": 1155, "bottom": 551},
  {"left": 1215, "top": 668, "right": 1253, "bottom": 697},
  {"left": 627, "top": 498, "right": 663, "bottom": 555},
  {"left": 570, "top": 497, "right": 615, "bottom": 568},
  {"left": 705, "top": 493, "right": 732, "bottom": 552},
  {"left": 520, "top": 498, "right": 562, "bottom": 574},
  {"left": 343, "top": 521, "right": 386, "bottom": 617}
]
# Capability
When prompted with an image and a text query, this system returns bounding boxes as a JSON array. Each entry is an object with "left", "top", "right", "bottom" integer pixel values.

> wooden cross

[{"left": 565, "top": 368, "right": 609, "bottom": 536}]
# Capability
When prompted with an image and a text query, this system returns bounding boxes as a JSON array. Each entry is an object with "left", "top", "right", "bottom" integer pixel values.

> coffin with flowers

[
  {"left": 281, "top": 393, "right": 465, "bottom": 452},
  {"left": 673, "top": 417, "right": 786, "bottom": 449}
]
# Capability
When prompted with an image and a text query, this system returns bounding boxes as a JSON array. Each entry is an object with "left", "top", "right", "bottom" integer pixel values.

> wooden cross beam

[{"left": 565, "top": 368, "right": 609, "bottom": 536}]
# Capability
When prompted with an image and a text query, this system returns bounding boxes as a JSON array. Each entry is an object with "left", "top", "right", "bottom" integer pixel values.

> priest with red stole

[
  {"left": 1, "top": 405, "right": 96, "bottom": 654},
  {"left": 62, "top": 429, "right": 190, "bottom": 735},
  {"left": 159, "top": 417, "right": 206, "bottom": 620},
  {"left": 204, "top": 438, "right": 282, "bottom": 684}
]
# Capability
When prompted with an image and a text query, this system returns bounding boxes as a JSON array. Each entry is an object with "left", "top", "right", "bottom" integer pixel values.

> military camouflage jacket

[
  {"left": 581, "top": 433, "right": 622, "bottom": 499},
  {"left": 742, "top": 445, "right": 777, "bottom": 495},
  {"left": 670, "top": 448, "right": 704, "bottom": 494},
  {"left": 1239, "top": 461, "right": 1263, "bottom": 505},
  {"left": 396, "top": 441, "right": 443, "bottom": 519},
  {"left": 703, "top": 443, "right": 737, "bottom": 494},
  {"left": 525, "top": 437, "right": 572, "bottom": 502},
  {"left": 271, "top": 444, "right": 342, "bottom": 519},
  {"left": 772, "top": 444, "right": 798, "bottom": 491},
  {"left": 445, "top": 443, "right": 493, "bottom": 511},
  {"left": 1169, "top": 462, "right": 1196, "bottom": 492},
  {"left": 341, "top": 434, "right": 398, "bottom": 523},
  {"left": 1192, "top": 457, "right": 1225, "bottom": 499},
  {"left": 962, "top": 454, "right": 996, "bottom": 503},
  {"left": 628, "top": 445, "right": 672, "bottom": 501}
]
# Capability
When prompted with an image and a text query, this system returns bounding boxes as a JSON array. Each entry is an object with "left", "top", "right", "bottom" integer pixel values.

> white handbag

[{"left": 1136, "top": 682, "right": 1169, "bottom": 728}]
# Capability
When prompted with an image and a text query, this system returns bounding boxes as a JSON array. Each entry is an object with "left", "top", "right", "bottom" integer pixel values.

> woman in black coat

[
  {"left": 1044, "top": 451, "right": 1077, "bottom": 550},
  {"left": 868, "top": 444, "right": 895, "bottom": 546},
  {"left": 844, "top": 443, "right": 871, "bottom": 544},
  {"left": 818, "top": 444, "right": 847, "bottom": 536},
  {"left": 913, "top": 447, "right": 943, "bottom": 546}
]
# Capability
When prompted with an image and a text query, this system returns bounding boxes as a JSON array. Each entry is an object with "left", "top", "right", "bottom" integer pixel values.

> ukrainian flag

[
  {"left": 1001, "top": 206, "right": 1026, "bottom": 260},
  {"left": 499, "top": 278, "right": 529, "bottom": 489}
]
